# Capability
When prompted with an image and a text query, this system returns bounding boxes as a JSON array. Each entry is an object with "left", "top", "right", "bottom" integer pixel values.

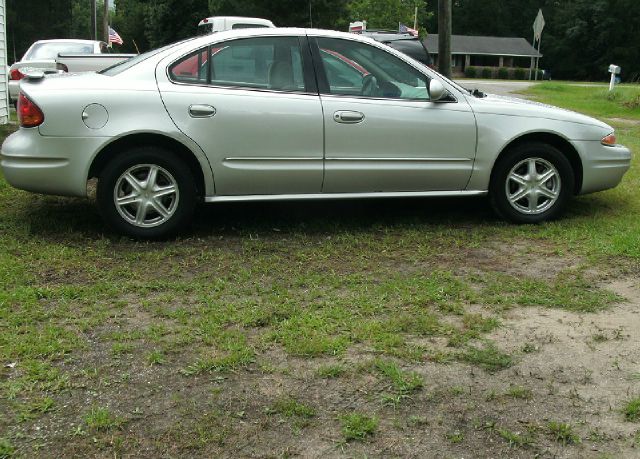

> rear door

[{"left": 157, "top": 35, "right": 324, "bottom": 196}]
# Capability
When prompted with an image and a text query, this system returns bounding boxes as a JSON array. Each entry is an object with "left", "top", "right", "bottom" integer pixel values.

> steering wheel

[{"left": 361, "top": 74, "right": 378, "bottom": 97}]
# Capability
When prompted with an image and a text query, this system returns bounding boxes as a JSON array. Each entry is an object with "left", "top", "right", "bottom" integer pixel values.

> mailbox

[{"left": 608, "top": 64, "right": 621, "bottom": 91}]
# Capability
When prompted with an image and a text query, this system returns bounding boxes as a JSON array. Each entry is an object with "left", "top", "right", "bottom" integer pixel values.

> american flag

[
  {"left": 399, "top": 23, "right": 418, "bottom": 37},
  {"left": 109, "top": 27, "right": 123, "bottom": 45}
]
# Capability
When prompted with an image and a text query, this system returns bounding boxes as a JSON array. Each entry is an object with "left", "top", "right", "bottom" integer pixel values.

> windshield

[
  {"left": 100, "top": 38, "right": 195, "bottom": 76},
  {"left": 24, "top": 42, "right": 95, "bottom": 60}
]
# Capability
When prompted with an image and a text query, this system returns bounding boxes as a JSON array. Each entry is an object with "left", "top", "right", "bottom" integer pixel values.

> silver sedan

[{"left": 1, "top": 28, "right": 632, "bottom": 238}]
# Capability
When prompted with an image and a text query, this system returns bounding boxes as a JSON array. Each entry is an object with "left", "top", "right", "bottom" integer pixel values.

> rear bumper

[
  {"left": 575, "top": 141, "right": 632, "bottom": 194},
  {"left": 8, "top": 80, "right": 18, "bottom": 103},
  {"left": 0, "top": 128, "right": 103, "bottom": 197}
]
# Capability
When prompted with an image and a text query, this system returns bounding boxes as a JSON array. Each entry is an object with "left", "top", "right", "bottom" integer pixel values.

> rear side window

[
  {"left": 169, "top": 49, "right": 209, "bottom": 83},
  {"left": 169, "top": 36, "right": 306, "bottom": 92}
]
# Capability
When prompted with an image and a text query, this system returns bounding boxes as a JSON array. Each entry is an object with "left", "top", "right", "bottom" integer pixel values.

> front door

[{"left": 312, "top": 36, "right": 477, "bottom": 193}]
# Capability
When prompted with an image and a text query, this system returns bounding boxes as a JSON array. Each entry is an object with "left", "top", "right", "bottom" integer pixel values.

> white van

[{"left": 197, "top": 16, "right": 275, "bottom": 35}]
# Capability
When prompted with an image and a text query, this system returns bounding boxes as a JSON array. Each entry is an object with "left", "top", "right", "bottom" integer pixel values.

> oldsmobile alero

[{"left": 0, "top": 28, "right": 631, "bottom": 238}]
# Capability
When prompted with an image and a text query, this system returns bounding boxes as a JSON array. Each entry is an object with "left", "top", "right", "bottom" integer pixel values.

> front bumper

[
  {"left": 1, "top": 128, "right": 105, "bottom": 197},
  {"left": 575, "top": 140, "right": 632, "bottom": 194}
]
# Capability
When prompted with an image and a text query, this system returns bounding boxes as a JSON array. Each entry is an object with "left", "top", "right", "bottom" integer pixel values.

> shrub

[
  {"left": 514, "top": 68, "right": 526, "bottom": 80},
  {"left": 498, "top": 67, "right": 509, "bottom": 79},
  {"left": 464, "top": 66, "right": 477, "bottom": 78},
  {"left": 481, "top": 67, "right": 493, "bottom": 79}
]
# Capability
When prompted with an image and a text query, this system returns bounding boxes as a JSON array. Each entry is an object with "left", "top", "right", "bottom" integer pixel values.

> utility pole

[
  {"left": 103, "top": 0, "right": 110, "bottom": 43},
  {"left": 438, "top": 0, "right": 452, "bottom": 78},
  {"left": 91, "top": 0, "right": 97, "bottom": 40}
]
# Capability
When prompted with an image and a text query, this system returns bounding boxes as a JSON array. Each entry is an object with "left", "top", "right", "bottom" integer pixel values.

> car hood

[{"left": 466, "top": 92, "right": 612, "bottom": 131}]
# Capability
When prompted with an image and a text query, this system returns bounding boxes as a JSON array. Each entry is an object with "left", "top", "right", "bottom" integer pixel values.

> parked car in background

[
  {"left": 360, "top": 31, "right": 434, "bottom": 68},
  {"left": 8, "top": 39, "right": 134, "bottom": 105},
  {"left": 197, "top": 16, "right": 275, "bottom": 35},
  {"left": 1, "top": 29, "right": 631, "bottom": 239}
]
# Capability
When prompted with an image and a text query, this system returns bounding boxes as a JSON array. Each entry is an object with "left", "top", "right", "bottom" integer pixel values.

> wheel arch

[
  {"left": 491, "top": 132, "right": 583, "bottom": 194},
  {"left": 88, "top": 133, "right": 207, "bottom": 197}
]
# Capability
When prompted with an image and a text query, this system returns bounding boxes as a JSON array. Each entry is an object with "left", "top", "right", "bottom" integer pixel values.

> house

[
  {"left": 0, "top": 0, "right": 7, "bottom": 124},
  {"left": 424, "top": 34, "right": 541, "bottom": 77}
]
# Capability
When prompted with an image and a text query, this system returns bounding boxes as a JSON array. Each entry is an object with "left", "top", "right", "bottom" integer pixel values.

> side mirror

[{"left": 429, "top": 79, "right": 446, "bottom": 101}]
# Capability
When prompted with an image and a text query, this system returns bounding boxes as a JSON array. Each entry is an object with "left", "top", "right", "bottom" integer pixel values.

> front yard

[{"left": 1, "top": 83, "right": 639, "bottom": 458}]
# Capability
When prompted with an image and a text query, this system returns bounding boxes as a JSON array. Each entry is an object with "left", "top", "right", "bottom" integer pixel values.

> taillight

[
  {"left": 601, "top": 133, "right": 616, "bottom": 146},
  {"left": 9, "top": 68, "right": 25, "bottom": 80},
  {"left": 17, "top": 92, "right": 45, "bottom": 128}
]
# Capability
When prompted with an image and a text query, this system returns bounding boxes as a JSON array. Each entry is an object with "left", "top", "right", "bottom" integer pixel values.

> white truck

[
  {"left": 9, "top": 39, "right": 135, "bottom": 104},
  {"left": 197, "top": 16, "right": 275, "bottom": 35}
]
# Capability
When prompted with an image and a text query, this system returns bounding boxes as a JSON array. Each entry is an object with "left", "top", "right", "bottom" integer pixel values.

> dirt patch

[{"left": 606, "top": 117, "right": 640, "bottom": 126}]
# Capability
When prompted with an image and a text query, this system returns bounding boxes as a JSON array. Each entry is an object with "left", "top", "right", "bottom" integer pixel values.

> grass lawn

[{"left": 0, "top": 84, "right": 639, "bottom": 457}]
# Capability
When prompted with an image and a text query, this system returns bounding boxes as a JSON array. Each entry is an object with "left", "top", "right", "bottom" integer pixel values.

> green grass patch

[
  {"left": 16, "top": 397, "right": 55, "bottom": 422},
  {"left": 460, "top": 343, "right": 512, "bottom": 372},
  {"left": 371, "top": 359, "right": 423, "bottom": 394},
  {"left": 268, "top": 397, "right": 316, "bottom": 418},
  {"left": 84, "top": 406, "right": 125, "bottom": 431},
  {"left": 523, "top": 83, "right": 640, "bottom": 120},
  {"left": 498, "top": 427, "right": 534, "bottom": 448},
  {"left": 0, "top": 437, "right": 15, "bottom": 458},
  {"left": 340, "top": 413, "right": 378, "bottom": 441},
  {"left": 315, "top": 363, "right": 346, "bottom": 379},
  {"left": 623, "top": 397, "right": 640, "bottom": 422},
  {"left": 548, "top": 421, "right": 581, "bottom": 445},
  {"left": 505, "top": 385, "right": 532, "bottom": 400}
]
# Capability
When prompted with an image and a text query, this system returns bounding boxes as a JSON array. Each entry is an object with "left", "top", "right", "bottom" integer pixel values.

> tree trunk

[
  {"left": 91, "top": 0, "right": 97, "bottom": 40},
  {"left": 438, "top": 0, "right": 452, "bottom": 77},
  {"left": 103, "top": 0, "right": 110, "bottom": 43}
]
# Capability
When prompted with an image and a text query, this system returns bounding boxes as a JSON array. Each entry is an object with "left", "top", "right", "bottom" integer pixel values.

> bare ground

[{"left": 4, "top": 275, "right": 639, "bottom": 458}]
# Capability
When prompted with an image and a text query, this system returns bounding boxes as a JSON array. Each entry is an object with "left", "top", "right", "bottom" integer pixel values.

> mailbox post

[{"left": 609, "top": 64, "right": 621, "bottom": 91}]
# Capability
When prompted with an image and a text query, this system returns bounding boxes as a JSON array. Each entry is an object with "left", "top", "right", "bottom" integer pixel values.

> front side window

[
  {"left": 169, "top": 37, "right": 306, "bottom": 92},
  {"left": 316, "top": 37, "right": 429, "bottom": 100}
]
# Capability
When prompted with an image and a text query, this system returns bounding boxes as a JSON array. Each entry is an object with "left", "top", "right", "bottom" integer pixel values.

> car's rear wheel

[
  {"left": 97, "top": 147, "right": 196, "bottom": 238},
  {"left": 490, "top": 142, "right": 575, "bottom": 223}
]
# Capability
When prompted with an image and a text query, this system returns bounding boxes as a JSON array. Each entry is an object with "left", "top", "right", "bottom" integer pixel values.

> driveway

[{"left": 454, "top": 79, "right": 536, "bottom": 98}]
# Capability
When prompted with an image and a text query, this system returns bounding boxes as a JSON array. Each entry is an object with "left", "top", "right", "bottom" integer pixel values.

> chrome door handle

[
  {"left": 189, "top": 104, "right": 216, "bottom": 118},
  {"left": 333, "top": 110, "right": 365, "bottom": 124}
]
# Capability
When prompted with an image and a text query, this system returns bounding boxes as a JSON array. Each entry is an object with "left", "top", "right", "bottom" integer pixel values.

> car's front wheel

[
  {"left": 97, "top": 147, "right": 197, "bottom": 238},
  {"left": 490, "top": 142, "right": 575, "bottom": 223}
]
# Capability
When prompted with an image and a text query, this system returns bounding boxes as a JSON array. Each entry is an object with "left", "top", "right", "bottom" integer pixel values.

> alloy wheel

[
  {"left": 113, "top": 164, "right": 180, "bottom": 228},
  {"left": 505, "top": 157, "right": 561, "bottom": 215}
]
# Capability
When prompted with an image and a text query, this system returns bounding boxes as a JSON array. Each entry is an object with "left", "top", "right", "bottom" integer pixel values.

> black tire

[
  {"left": 489, "top": 142, "right": 575, "bottom": 223},
  {"left": 97, "top": 146, "right": 197, "bottom": 239}
]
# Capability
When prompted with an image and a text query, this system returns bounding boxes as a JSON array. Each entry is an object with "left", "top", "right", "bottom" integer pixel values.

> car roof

[
  {"left": 32, "top": 39, "right": 101, "bottom": 45},
  {"left": 122, "top": 27, "right": 436, "bottom": 80},
  {"left": 361, "top": 31, "right": 417, "bottom": 40},
  {"left": 172, "top": 27, "right": 383, "bottom": 53},
  {"left": 201, "top": 16, "right": 274, "bottom": 22}
]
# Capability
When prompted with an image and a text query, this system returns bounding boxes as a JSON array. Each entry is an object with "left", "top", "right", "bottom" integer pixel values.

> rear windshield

[
  {"left": 24, "top": 42, "right": 95, "bottom": 60},
  {"left": 100, "top": 39, "right": 195, "bottom": 76},
  {"left": 231, "top": 23, "right": 270, "bottom": 29}
]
